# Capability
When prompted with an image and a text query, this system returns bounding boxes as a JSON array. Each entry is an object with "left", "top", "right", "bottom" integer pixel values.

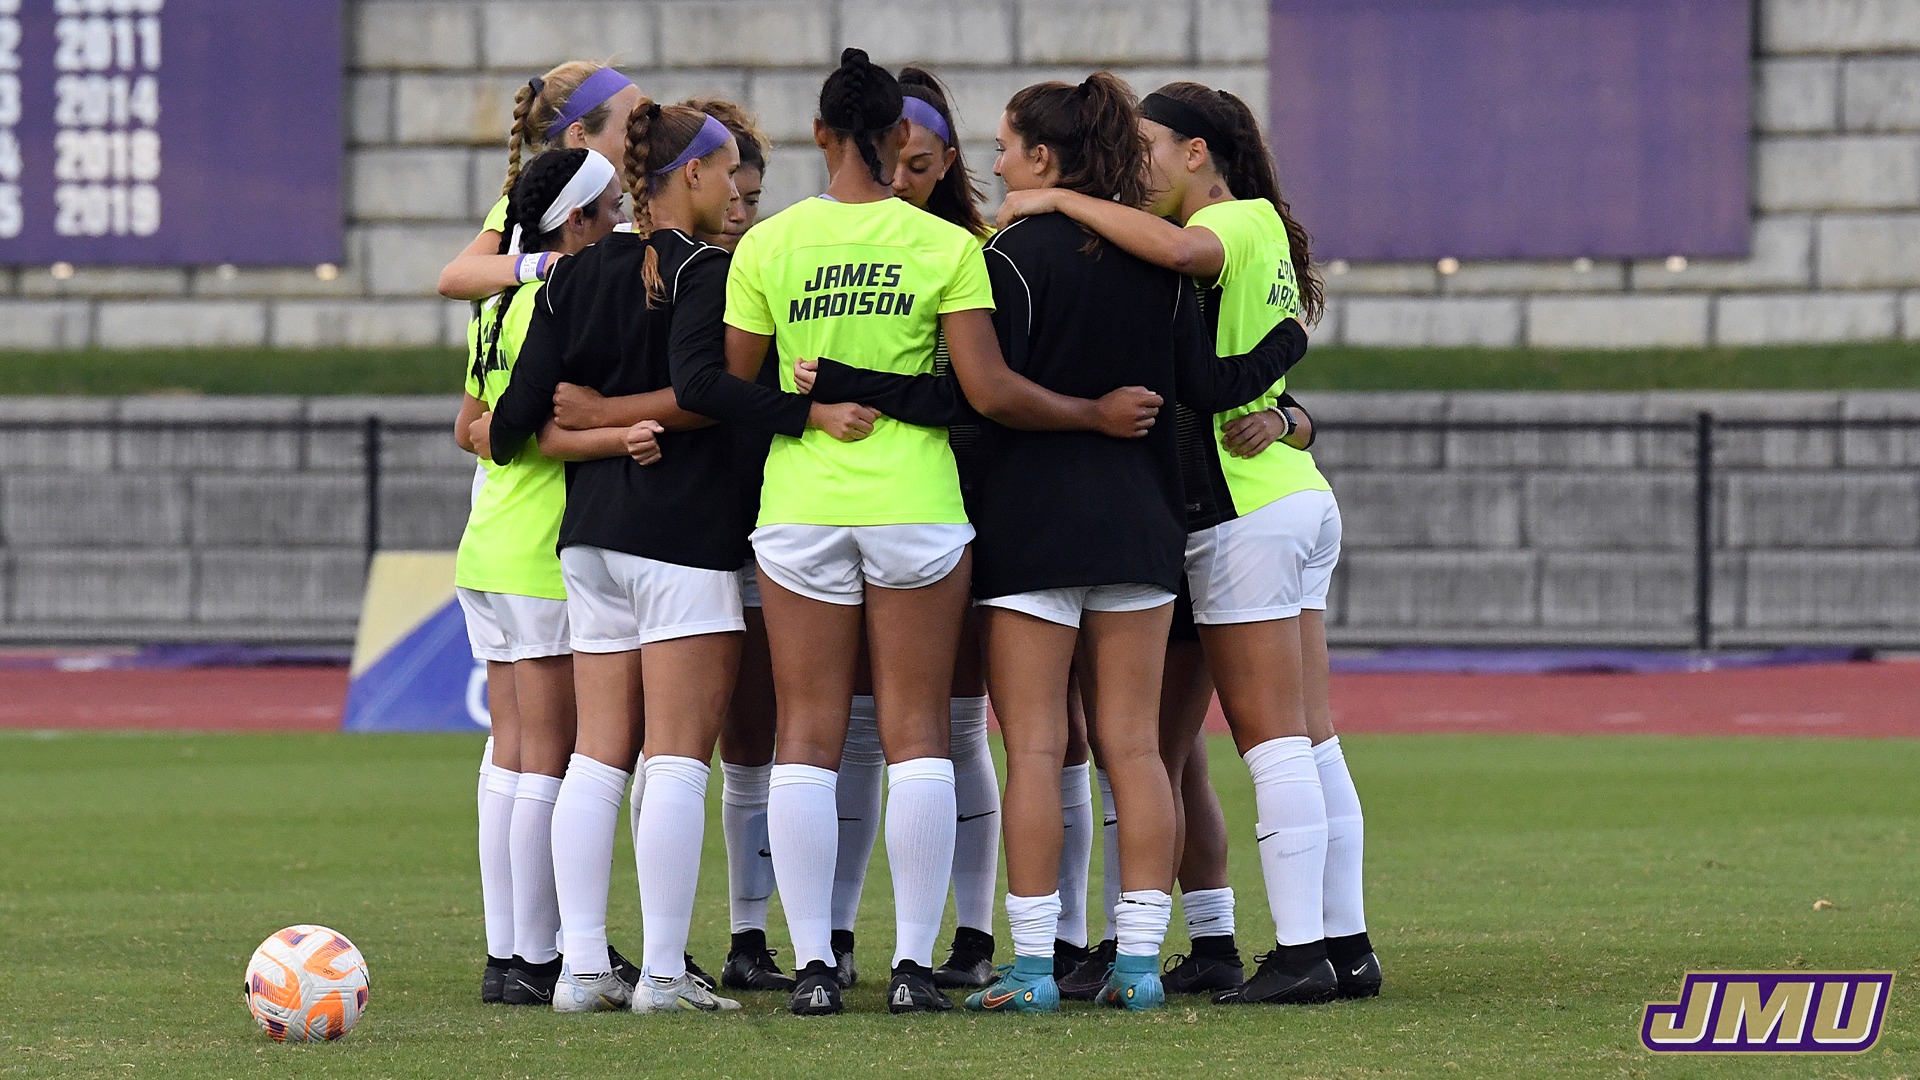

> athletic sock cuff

[
  {"left": 1311, "top": 735, "right": 1344, "bottom": 768},
  {"left": 513, "top": 771, "right": 563, "bottom": 804},
  {"left": 720, "top": 760, "right": 773, "bottom": 805},
  {"left": 564, "top": 752, "right": 632, "bottom": 804},
  {"left": 770, "top": 762, "right": 837, "bottom": 793},
  {"left": 643, "top": 754, "right": 710, "bottom": 794},
  {"left": 886, "top": 756, "right": 955, "bottom": 788},
  {"left": 484, "top": 767, "right": 522, "bottom": 799},
  {"left": 1059, "top": 762, "right": 1092, "bottom": 808}
]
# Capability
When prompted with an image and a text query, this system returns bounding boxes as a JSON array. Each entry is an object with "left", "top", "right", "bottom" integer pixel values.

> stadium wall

[
  {"left": 7, "top": 391, "right": 1920, "bottom": 647},
  {"left": 3, "top": 0, "right": 1918, "bottom": 350}
]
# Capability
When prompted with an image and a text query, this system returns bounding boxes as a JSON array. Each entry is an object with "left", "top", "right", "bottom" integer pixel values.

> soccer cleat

[
  {"left": 886, "top": 960, "right": 955, "bottom": 1014},
  {"left": 1162, "top": 938, "right": 1245, "bottom": 995},
  {"left": 964, "top": 958, "right": 1060, "bottom": 1013},
  {"left": 1097, "top": 953, "right": 1167, "bottom": 1011},
  {"left": 1052, "top": 940, "right": 1089, "bottom": 982},
  {"left": 684, "top": 953, "right": 718, "bottom": 992},
  {"left": 788, "top": 959, "right": 844, "bottom": 1016},
  {"left": 933, "top": 926, "right": 997, "bottom": 990},
  {"left": 630, "top": 971, "right": 741, "bottom": 1013},
  {"left": 481, "top": 957, "right": 510, "bottom": 1004},
  {"left": 500, "top": 956, "right": 561, "bottom": 1006},
  {"left": 608, "top": 946, "right": 641, "bottom": 990},
  {"left": 553, "top": 964, "right": 632, "bottom": 1013},
  {"left": 721, "top": 930, "right": 796, "bottom": 992},
  {"left": 1325, "top": 932, "right": 1383, "bottom": 999},
  {"left": 1218, "top": 942, "right": 1339, "bottom": 1006},
  {"left": 1058, "top": 938, "right": 1116, "bottom": 1001},
  {"left": 831, "top": 929, "right": 859, "bottom": 989}
]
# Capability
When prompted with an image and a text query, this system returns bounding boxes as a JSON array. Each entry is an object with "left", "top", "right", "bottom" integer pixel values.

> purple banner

[
  {"left": 1268, "top": 0, "right": 1751, "bottom": 261},
  {"left": 0, "top": 0, "right": 343, "bottom": 267}
]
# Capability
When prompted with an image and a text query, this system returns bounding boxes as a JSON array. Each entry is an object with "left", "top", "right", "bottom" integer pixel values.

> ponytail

[
  {"left": 1005, "top": 72, "right": 1147, "bottom": 251},
  {"left": 623, "top": 97, "right": 718, "bottom": 305},
  {"left": 476, "top": 149, "right": 593, "bottom": 385},
  {"left": 500, "top": 60, "right": 623, "bottom": 196},
  {"left": 819, "top": 47, "right": 904, "bottom": 186},
  {"left": 1148, "top": 82, "right": 1323, "bottom": 325},
  {"left": 899, "top": 66, "right": 988, "bottom": 239}
]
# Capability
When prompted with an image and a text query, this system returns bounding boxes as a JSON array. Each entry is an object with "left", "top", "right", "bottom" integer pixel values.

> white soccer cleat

[
  {"left": 552, "top": 965, "right": 632, "bottom": 1013},
  {"left": 630, "top": 972, "right": 742, "bottom": 1013}
]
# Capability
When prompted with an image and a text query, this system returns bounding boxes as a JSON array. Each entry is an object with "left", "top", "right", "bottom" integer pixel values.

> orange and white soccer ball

[{"left": 244, "top": 925, "right": 371, "bottom": 1043}]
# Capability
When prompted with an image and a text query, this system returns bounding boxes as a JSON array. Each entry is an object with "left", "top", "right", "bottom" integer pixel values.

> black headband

[{"left": 1139, "top": 92, "right": 1235, "bottom": 158}]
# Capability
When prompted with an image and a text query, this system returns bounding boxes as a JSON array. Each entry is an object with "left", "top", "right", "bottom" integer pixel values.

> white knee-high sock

[
  {"left": 479, "top": 749, "right": 519, "bottom": 960},
  {"left": 550, "top": 753, "right": 629, "bottom": 973},
  {"left": 886, "top": 757, "right": 957, "bottom": 968},
  {"left": 635, "top": 756, "right": 709, "bottom": 980},
  {"left": 948, "top": 696, "right": 1000, "bottom": 933},
  {"left": 1056, "top": 762, "right": 1093, "bottom": 947},
  {"left": 769, "top": 763, "right": 839, "bottom": 968},
  {"left": 722, "top": 761, "right": 775, "bottom": 934},
  {"left": 1182, "top": 886, "right": 1236, "bottom": 941},
  {"left": 509, "top": 770, "right": 563, "bottom": 964},
  {"left": 831, "top": 696, "right": 885, "bottom": 932},
  {"left": 1115, "top": 889, "right": 1173, "bottom": 958},
  {"left": 626, "top": 752, "right": 646, "bottom": 851},
  {"left": 1097, "top": 767, "right": 1120, "bottom": 943},
  {"left": 1006, "top": 892, "right": 1062, "bottom": 960},
  {"left": 1244, "top": 736, "right": 1328, "bottom": 946},
  {"left": 1314, "top": 736, "right": 1368, "bottom": 937}
]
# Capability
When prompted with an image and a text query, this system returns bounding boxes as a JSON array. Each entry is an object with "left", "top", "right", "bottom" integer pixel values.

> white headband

[{"left": 509, "top": 149, "right": 619, "bottom": 253}]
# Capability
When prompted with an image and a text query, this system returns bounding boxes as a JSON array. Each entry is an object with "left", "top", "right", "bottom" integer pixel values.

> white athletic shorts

[
  {"left": 750, "top": 522, "right": 974, "bottom": 606},
  {"left": 1185, "top": 488, "right": 1342, "bottom": 624},
  {"left": 736, "top": 559, "right": 762, "bottom": 609},
  {"left": 457, "top": 587, "right": 572, "bottom": 662},
  {"left": 978, "top": 583, "right": 1175, "bottom": 629},
  {"left": 560, "top": 545, "right": 745, "bottom": 652}
]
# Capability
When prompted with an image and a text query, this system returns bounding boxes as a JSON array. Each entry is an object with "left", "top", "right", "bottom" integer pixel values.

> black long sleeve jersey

[
  {"left": 967, "top": 212, "right": 1296, "bottom": 598},
  {"left": 489, "top": 229, "right": 808, "bottom": 572}
]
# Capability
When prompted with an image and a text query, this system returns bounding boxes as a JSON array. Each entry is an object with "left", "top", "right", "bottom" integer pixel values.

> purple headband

[
  {"left": 657, "top": 114, "right": 733, "bottom": 179},
  {"left": 544, "top": 67, "right": 634, "bottom": 141},
  {"left": 901, "top": 95, "right": 951, "bottom": 145}
]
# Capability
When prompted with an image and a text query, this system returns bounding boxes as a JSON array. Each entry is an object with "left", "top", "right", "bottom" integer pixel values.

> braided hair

[
  {"left": 624, "top": 97, "right": 720, "bottom": 305},
  {"left": 1149, "top": 82, "right": 1323, "bottom": 325},
  {"left": 898, "top": 66, "right": 987, "bottom": 239},
  {"left": 819, "top": 47, "right": 903, "bottom": 185},
  {"left": 473, "top": 149, "right": 596, "bottom": 384},
  {"left": 501, "top": 61, "right": 620, "bottom": 196}
]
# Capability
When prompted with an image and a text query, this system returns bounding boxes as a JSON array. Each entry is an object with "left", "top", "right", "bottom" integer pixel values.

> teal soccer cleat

[
  {"left": 1096, "top": 953, "right": 1166, "bottom": 1011},
  {"left": 963, "top": 957, "right": 1061, "bottom": 1013}
]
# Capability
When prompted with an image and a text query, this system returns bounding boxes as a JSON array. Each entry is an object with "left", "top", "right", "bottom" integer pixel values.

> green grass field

[
  {"left": 0, "top": 732, "right": 1913, "bottom": 1078},
  {"left": 3, "top": 342, "right": 1920, "bottom": 396}
]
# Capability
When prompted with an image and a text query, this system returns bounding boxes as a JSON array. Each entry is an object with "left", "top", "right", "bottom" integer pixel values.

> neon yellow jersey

[
  {"left": 1187, "top": 199, "right": 1329, "bottom": 515},
  {"left": 726, "top": 196, "right": 991, "bottom": 526},
  {"left": 483, "top": 195, "right": 508, "bottom": 234},
  {"left": 455, "top": 282, "right": 567, "bottom": 600}
]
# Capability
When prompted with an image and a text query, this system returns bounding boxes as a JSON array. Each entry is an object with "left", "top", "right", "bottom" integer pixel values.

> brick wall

[
  {"left": 6, "top": 390, "right": 1919, "bottom": 646},
  {"left": 6, "top": 0, "right": 1909, "bottom": 349}
]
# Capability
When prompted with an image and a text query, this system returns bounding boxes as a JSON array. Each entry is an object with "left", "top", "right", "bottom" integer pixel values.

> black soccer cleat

[
  {"left": 831, "top": 928, "right": 859, "bottom": 989},
  {"left": 1217, "top": 942, "right": 1338, "bottom": 1006},
  {"left": 1058, "top": 938, "right": 1117, "bottom": 1001},
  {"left": 932, "top": 926, "right": 996, "bottom": 990},
  {"left": 608, "top": 945, "right": 641, "bottom": 990},
  {"left": 722, "top": 930, "right": 797, "bottom": 992},
  {"left": 887, "top": 960, "right": 955, "bottom": 1014},
  {"left": 1162, "top": 936, "right": 1245, "bottom": 995},
  {"left": 1325, "top": 932, "right": 1383, "bottom": 999},
  {"left": 481, "top": 956, "right": 511, "bottom": 1004},
  {"left": 1052, "top": 939, "right": 1090, "bottom": 982},
  {"left": 685, "top": 952, "right": 717, "bottom": 992},
  {"left": 788, "top": 959, "right": 844, "bottom": 1016},
  {"left": 501, "top": 955, "right": 561, "bottom": 1006}
]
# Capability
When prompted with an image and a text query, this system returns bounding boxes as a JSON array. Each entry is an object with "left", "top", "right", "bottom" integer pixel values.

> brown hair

[
  {"left": 624, "top": 97, "right": 724, "bottom": 304},
  {"left": 502, "top": 60, "right": 622, "bottom": 196},
  {"left": 1005, "top": 73, "right": 1147, "bottom": 253},
  {"left": 684, "top": 97, "right": 768, "bottom": 175},
  {"left": 898, "top": 66, "right": 988, "bottom": 240},
  {"left": 1150, "top": 81, "right": 1323, "bottom": 325}
]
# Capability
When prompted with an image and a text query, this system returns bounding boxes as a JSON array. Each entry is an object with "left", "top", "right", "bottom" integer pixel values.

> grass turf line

[
  {"left": 0, "top": 732, "right": 1912, "bottom": 1078},
  {"left": 6, "top": 342, "right": 1920, "bottom": 395}
]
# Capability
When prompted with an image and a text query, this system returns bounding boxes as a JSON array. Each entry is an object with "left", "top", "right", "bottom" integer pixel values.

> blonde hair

[
  {"left": 624, "top": 97, "right": 719, "bottom": 304},
  {"left": 502, "top": 60, "right": 623, "bottom": 195}
]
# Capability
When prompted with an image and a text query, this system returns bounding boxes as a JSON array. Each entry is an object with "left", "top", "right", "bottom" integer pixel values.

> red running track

[{"left": 0, "top": 661, "right": 1914, "bottom": 737}]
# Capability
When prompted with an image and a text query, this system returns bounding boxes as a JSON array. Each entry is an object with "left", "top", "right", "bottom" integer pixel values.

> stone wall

[
  {"left": 6, "top": 390, "right": 1919, "bottom": 647},
  {"left": 5, "top": 0, "right": 1917, "bottom": 349}
]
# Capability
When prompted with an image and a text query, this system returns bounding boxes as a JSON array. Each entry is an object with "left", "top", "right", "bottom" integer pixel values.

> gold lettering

[{"left": 1712, "top": 981, "right": 1812, "bottom": 1044}]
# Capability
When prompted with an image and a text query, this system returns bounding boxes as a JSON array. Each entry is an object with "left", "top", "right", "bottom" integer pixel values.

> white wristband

[{"left": 516, "top": 253, "right": 545, "bottom": 284}]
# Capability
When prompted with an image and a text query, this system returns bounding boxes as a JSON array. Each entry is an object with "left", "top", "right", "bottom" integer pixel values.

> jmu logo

[{"left": 1641, "top": 972, "right": 1893, "bottom": 1053}]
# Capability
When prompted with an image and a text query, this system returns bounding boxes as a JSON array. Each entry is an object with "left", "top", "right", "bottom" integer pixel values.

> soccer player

[
  {"left": 1001, "top": 81, "right": 1378, "bottom": 1004},
  {"left": 438, "top": 62, "right": 642, "bottom": 304},
  {"left": 723, "top": 48, "right": 1159, "bottom": 1017},
  {"left": 456, "top": 148, "right": 622, "bottom": 1006}
]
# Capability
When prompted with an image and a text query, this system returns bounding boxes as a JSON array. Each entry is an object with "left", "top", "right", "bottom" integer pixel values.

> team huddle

[{"left": 442, "top": 46, "right": 1378, "bottom": 1017}]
